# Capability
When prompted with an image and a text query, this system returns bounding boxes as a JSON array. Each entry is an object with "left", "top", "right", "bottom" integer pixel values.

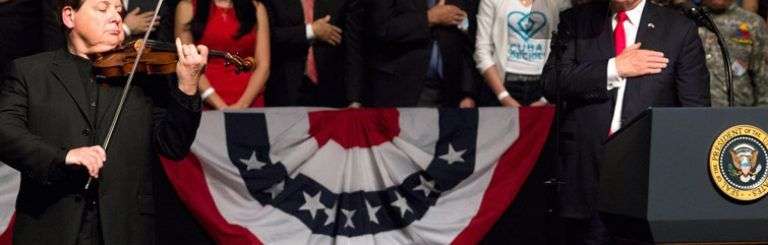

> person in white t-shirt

[{"left": 474, "top": 0, "right": 570, "bottom": 106}]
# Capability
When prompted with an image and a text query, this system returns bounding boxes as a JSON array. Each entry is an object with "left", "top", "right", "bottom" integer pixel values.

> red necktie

[
  {"left": 609, "top": 11, "right": 628, "bottom": 136},
  {"left": 614, "top": 11, "right": 628, "bottom": 56},
  {"left": 302, "top": 0, "right": 319, "bottom": 84}
]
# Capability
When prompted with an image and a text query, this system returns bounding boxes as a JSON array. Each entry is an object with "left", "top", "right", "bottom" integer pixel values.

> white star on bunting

[
  {"left": 240, "top": 151, "right": 267, "bottom": 171},
  {"left": 365, "top": 199, "right": 381, "bottom": 224},
  {"left": 439, "top": 144, "right": 467, "bottom": 165},
  {"left": 391, "top": 192, "right": 412, "bottom": 218},
  {"left": 264, "top": 181, "right": 284, "bottom": 199},
  {"left": 413, "top": 175, "right": 437, "bottom": 196},
  {"left": 323, "top": 201, "right": 337, "bottom": 226},
  {"left": 341, "top": 209, "right": 357, "bottom": 229},
  {"left": 299, "top": 191, "right": 325, "bottom": 220}
]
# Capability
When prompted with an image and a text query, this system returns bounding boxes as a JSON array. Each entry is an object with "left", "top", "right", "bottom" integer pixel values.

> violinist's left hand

[{"left": 175, "top": 38, "right": 208, "bottom": 95}]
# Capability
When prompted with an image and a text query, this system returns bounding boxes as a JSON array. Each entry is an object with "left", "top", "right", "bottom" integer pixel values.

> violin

[{"left": 92, "top": 39, "right": 255, "bottom": 78}]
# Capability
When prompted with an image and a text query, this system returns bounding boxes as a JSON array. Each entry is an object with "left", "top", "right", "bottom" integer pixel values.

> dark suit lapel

[
  {"left": 594, "top": 6, "right": 615, "bottom": 59},
  {"left": 445, "top": 0, "right": 462, "bottom": 8},
  {"left": 626, "top": 3, "right": 661, "bottom": 88},
  {"left": 415, "top": 0, "right": 427, "bottom": 12},
  {"left": 291, "top": 0, "right": 305, "bottom": 22},
  {"left": 51, "top": 50, "right": 95, "bottom": 127},
  {"left": 315, "top": 0, "right": 329, "bottom": 17},
  {"left": 635, "top": 3, "right": 659, "bottom": 52},
  {"left": 623, "top": 2, "right": 660, "bottom": 123}
]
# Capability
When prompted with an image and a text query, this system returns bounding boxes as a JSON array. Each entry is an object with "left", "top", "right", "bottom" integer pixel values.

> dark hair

[
  {"left": 55, "top": 0, "right": 85, "bottom": 33},
  {"left": 190, "top": 0, "right": 257, "bottom": 41},
  {"left": 58, "top": 0, "right": 84, "bottom": 10}
]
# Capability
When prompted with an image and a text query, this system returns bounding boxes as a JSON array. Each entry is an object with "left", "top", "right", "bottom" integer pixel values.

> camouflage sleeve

[{"left": 752, "top": 19, "right": 768, "bottom": 106}]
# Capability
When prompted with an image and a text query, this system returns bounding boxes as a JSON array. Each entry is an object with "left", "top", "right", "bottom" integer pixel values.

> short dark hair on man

[
  {"left": 54, "top": 0, "right": 84, "bottom": 33},
  {"left": 58, "top": 0, "right": 84, "bottom": 11}
]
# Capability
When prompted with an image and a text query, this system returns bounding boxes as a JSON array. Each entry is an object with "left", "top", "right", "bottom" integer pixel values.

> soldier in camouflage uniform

[{"left": 700, "top": 0, "right": 768, "bottom": 106}]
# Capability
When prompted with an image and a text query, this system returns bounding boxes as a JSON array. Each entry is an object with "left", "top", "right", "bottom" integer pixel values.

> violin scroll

[{"left": 224, "top": 53, "right": 256, "bottom": 73}]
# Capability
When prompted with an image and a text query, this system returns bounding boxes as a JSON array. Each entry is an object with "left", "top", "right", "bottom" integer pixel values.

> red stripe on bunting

[
  {"left": 308, "top": 108, "right": 400, "bottom": 149},
  {"left": 451, "top": 107, "right": 555, "bottom": 244},
  {"left": 0, "top": 212, "right": 14, "bottom": 245},
  {"left": 161, "top": 155, "right": 263, "bottom": 245}
]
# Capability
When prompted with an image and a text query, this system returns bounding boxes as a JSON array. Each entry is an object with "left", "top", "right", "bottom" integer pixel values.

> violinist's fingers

[
  {"left": 182, "top": 45, "right": 194, "bottom": 61},
  {"left": 196, "top": 45, "right": 209, "bottom": 64},
  {"left": 185, "top": 45, "right": 197, "bottom": 58},
  {"left": 186, "top": 45, "right": 203, "bottom": 66},
  {"left": 175, "top": 38, "right": 187, "bottom": 63},
  {"left": 128, "top": 8, "right": 140, "bottom": 16},
  {"left": 182, "top": 45, "right": 191, "bottom": 60},
  {"left": 148, "top": 20, "right": 159, "bottom": 32}
]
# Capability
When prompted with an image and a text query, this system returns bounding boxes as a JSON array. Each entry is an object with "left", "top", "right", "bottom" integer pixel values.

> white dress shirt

[{"left": 607, "top": 0, "right": 645, "bottom": 133}]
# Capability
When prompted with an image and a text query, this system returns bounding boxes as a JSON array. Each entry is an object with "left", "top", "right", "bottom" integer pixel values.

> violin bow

[{"left": 85, "top": 0, "right": 166, "bottom": 190}]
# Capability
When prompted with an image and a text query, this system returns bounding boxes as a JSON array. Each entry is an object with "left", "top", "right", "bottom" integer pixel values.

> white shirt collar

[{"left": 615, "top": 0, "right": 646, "bottom": 25}]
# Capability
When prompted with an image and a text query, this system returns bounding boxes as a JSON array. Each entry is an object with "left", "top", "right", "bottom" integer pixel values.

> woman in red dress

[{"left": 176, "top": 0, "right": 270, "bottom": 109}]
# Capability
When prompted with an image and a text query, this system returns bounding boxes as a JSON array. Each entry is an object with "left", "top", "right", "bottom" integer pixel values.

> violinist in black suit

[{"left": 0, "top": 0, "right": 207, "bottom": 244}]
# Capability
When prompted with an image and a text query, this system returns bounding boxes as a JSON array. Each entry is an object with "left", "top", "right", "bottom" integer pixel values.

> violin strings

[{"left": 146, "top": 39, "right": 228, "bottom": 57}]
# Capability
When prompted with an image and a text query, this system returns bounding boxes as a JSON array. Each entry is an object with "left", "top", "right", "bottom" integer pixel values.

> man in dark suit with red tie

[{"left": 542, "top": 0, "right": 710, "bottom": 243}]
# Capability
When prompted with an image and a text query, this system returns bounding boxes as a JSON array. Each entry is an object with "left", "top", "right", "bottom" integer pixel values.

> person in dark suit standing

[
  {"left": 542, "top": 0, "right": 709, "bottom": 243},
  {"left": 0, "top": 0, "right": 207, "bottom": 244},
  {"left": 353, "top": 0, "right": 477, "bottom": 107},
  {"left": 341, "top": 0, "right": 364, "bottom": 108},
  {"left": 262, "top": 0, "right": 352, "bottom": 107}
]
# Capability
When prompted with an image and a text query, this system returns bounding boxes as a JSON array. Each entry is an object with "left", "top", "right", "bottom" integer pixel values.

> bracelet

[
  {"left": 201, "top": 87, "right": 215, "bottom": 100},
  {"left": 497, "top": 91, "right": 510, "bottom": 101}
]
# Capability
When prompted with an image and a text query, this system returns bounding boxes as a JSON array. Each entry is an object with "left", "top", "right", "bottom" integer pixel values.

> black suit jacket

[
  {"left": 263, "top": 0, "right": 354, "bottom": 107},
  {"left": 354, "top": 0, "right": 476, "bottom": 107},
  {"left": 0, "top": 49, "right": 201, "bottom": 245},
  {"left": 542, "top": 2, "right": 710, "bottom": 219}
]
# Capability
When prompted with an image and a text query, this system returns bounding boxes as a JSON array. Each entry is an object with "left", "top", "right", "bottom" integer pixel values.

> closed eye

[{"left": 96, "top": 2, "right": 108, "bottom": 11}]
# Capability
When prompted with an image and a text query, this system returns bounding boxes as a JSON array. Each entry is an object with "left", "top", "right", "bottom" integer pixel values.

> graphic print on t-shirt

[{"left": 506, "top": 11, "right": 548, "bottom": 62}]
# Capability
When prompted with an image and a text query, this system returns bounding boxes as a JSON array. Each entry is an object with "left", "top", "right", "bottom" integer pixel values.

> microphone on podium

[{"left": 673, "top": 0, "right": 735, "bottom": 106}]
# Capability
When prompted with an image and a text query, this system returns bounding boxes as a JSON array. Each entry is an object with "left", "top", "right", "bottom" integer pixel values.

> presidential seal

[{"left": 710, "top": 125, "right": 768, "bottom": 201}]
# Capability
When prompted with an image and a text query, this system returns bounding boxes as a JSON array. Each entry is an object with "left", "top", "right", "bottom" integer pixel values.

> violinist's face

[{"left": 63, "top": 0, "right": 125, "bottom": 55}]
